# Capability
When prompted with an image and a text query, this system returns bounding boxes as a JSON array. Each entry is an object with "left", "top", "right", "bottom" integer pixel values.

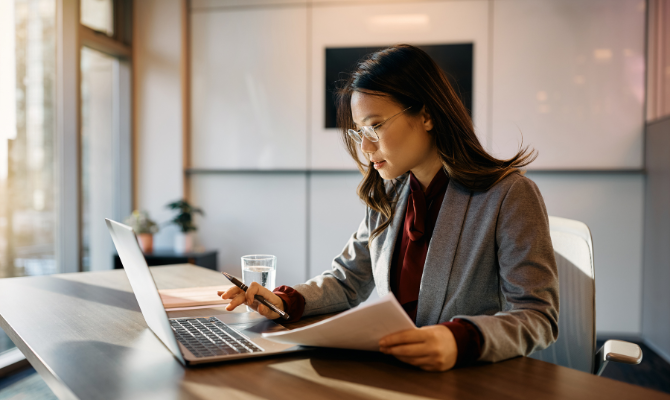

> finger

[
  {"left": 394, "top": 355, "right": 435, "bottom": 369},
  {"left": 219, "top": 287, "right": 242, "bottom": 300},
  {"left": 225, "top": 292, "right": 248, "bottom": 311},
  {"left": 394, "top": 353, "right": 453, "bottom": 372},
  {"left": 245, "top": 282, "right": 263, "bottom": 306},
  {"left": 225, "top": 298, "right": 241, "bottom": 311},
  {"left": 246, "top": 282, "right": 273, "bottom": 307},
  {"left": 221, "top": 286, "right": 242, "bottom": 296},
  {"left": 379, "top": 329, "right": 426, "bottom": 347},
  {"left": 381, "top": 342, "right": 430, "bottom": 358},
  {"left": 256, "top": 303, "right": 279, "bottom": 320},
  {"left": 246, "top": 300, "right": 259, "bottom": 312}
]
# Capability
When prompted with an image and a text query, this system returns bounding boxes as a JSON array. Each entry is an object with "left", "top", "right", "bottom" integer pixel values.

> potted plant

[
  {"left": 166, "top": 199, "right": 204, "bottom": 254},
  {"left": 124, "top": 210, "right": 159, "bottom": 253}
]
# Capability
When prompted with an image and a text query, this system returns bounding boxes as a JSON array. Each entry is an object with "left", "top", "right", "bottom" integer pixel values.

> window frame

[{"left": 56, "top": 0, "right": 133, "bottom": 273}]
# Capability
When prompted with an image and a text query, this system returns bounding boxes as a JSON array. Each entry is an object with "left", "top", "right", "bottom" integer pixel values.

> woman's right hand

[{"left": 218, "top": 282, "right": 285, "bottom": 320}]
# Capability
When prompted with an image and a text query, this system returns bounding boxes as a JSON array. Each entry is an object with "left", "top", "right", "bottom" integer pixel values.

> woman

[{"left": 220, "top": 44, "right": 559, "bottom": 372}]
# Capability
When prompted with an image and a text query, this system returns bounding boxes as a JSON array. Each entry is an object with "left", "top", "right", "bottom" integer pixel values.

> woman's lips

[{"left": 373, "top": 160, "right": 386, "bottom": 169}]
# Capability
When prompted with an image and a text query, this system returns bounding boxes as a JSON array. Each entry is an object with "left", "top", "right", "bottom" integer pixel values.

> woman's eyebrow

[{"left": 354, "top": 114, "right": 381, "bottom": 126}]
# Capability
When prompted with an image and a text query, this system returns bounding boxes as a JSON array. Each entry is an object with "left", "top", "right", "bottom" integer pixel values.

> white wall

[
  {"left": 134, "top": 0, "right": 183, "bottom": 249},
  {"left": 491, "top": 0, "right": 645, "bottom": 168},
  {"left": 136, "top": 0, "right": 647, "bottom": 334},
  {"left": 526, "top": 172, "right": 644, "bottom": 334},
  {"left": 191, "top": 173, "right": 308, "bottom": 286},
  {"left": 190, "top": 6, "right": 309, "bottom": 169},
  {"left": 188, "top": 0, "right": 645, "bottom": 170}
]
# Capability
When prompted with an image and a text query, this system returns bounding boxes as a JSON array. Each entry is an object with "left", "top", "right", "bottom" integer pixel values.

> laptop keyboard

[{"left": 170, "top": 317, "right": 264, "bottom": 358}]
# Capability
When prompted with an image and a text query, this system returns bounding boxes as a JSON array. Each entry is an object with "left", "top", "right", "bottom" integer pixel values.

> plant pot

[
  {"left": 174, "top": 231, "right": 194, "bottom": 254},
  {"left": 137, "top": 233, "right": 154, "bottom": 254}
]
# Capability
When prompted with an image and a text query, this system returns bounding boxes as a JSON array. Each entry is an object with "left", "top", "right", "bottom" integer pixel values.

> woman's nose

[{"left": 360, "top": 136, "right": 377, "bottom": 154}]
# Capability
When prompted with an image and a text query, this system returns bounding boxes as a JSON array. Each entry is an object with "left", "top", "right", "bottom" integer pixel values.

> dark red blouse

[
  {"left": 391, "top": 168, "right": 449, "bottom": 320},
  {"left": 274, "top": 170, "right": 483, "bottom": 367}
]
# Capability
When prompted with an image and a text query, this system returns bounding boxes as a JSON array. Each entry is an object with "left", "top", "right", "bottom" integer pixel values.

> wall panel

[
  {"left": 192, "top": 0, "right": 308, "bottom": 10},
  {"left": 191, "top": 174, "right": 308, "bottom": 286},
  {"left": 190, "top": 6, "right": 308, "bottom": 169},
  {"left": 308, "top": 173, "right": 365, "bottom": 278},
  {"left": 491, "top": 0, "right": 645, "bottom": 169},
  {"left": 526, "top": 172, "right": 644, "bottom": 334},
  {"left": 135, "top": 0, "right": 184, "bottom": 250},
  {"left": 642, "top": 117, "right": 670, "bottom": 361},
  {"left": 312, "top": 0, "right": 427, "bottom": 3},
  {"left": 309, "top": 172, "right": 381, "bottom": 304}
]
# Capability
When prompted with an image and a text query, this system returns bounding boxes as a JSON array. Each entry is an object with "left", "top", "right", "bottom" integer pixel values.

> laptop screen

[{"left": 105, "top": 218, "right": 185, "bottom": 364}]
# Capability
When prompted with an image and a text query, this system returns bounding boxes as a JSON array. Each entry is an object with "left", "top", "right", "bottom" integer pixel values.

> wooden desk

[{"left": 0, "top": 265, "right": 667, "bottom": 400}]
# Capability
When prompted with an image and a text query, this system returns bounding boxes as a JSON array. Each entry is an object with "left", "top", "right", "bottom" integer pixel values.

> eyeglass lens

[
  {"left": 347, "top": 126, "right": 379, "bottom": 144},
  {"left": 347, "top": 106, "right": 411, "bottom": 144}
]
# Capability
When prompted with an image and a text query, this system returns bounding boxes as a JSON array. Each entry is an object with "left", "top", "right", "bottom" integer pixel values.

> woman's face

[{"left": 351, "top": 91, "right": 437, "bottom": 181}]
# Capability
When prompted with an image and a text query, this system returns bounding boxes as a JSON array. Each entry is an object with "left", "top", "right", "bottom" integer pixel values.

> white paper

[
  {"left": 261, "top": 293, "right": 417, "bottom": 352},
  {"left": 164, "top": 304, "right": 229, "bottom": 312}
]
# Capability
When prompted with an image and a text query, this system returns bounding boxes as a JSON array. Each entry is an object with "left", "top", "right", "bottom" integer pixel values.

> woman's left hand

[{"left": 379, "top": 325, "right": 458, "bottom": 372}]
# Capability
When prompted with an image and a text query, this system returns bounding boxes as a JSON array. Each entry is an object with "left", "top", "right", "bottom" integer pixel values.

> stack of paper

[
  {"left": 262, "top": 293, "right": 416, "bottom": 352},
  {"left": 158, "top": 285, "right": 232, "bottom": 309}
]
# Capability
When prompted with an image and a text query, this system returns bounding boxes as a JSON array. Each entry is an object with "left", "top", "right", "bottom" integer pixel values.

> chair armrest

[{"left": 594, "top": 340, "right": 643, "bottom": 375}]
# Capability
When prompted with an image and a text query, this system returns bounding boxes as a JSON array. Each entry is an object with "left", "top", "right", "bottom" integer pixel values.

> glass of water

[{"left": 240, "top": 254, "right": 277, "bottom": 293}]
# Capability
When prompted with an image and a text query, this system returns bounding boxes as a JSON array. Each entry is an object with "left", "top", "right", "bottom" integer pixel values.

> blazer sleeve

[
  {"left": 292, "top": 208, "right": 377, "bottom": 317},
  {"left": 455, "top": 176, "right": 560, "bottom": 362}
]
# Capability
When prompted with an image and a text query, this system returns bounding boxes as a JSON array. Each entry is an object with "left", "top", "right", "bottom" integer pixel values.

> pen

[{"left": 221, "top": 272, "right": 290, "bottom": 321}]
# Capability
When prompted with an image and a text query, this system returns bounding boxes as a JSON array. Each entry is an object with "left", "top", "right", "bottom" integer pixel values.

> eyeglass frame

[{"left": 347, "top": 106, "right": 413, "bottom": 144}]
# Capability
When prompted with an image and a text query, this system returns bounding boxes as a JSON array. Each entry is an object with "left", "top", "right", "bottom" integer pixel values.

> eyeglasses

[{"left": 347, "top": 106, "right": 412, "bottom": 144}]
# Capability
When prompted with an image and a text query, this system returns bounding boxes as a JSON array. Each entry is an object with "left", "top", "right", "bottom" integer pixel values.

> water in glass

[{"left": 242, "top": 265, "right": 276, "bottom": 290}]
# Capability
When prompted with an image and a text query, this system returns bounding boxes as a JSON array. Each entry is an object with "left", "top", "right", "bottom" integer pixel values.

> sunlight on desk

[{"left": 269, "top": 359, "right": 437, "bottom": 400}]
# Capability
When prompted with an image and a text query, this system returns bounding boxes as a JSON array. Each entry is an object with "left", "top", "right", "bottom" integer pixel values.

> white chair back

[{"left": 529, "top": 216, "right": 596, "bottom": 373}]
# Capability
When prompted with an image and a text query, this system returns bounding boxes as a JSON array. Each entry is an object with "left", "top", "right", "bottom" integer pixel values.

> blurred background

[{"left": 0, "top": 0, "right": 669, "bottom": 381}]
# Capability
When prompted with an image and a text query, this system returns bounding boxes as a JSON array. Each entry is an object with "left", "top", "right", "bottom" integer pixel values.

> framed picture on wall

[{"left": 324, "top": 44, "right": 474, "bottom": 129}]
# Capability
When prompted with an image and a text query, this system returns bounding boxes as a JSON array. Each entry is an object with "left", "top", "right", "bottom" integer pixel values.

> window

[
  {"left": 80, "top": 47, "right": 132, "bottom": 271},
  {"left": 0, "top": 0, "right": 132, "bottom": 360},
  {"left": 0, "top": 0, "right": 57, "bottom": 355},
  {"left": 80, "top": 0, "right": 114, "bottom": 36}
]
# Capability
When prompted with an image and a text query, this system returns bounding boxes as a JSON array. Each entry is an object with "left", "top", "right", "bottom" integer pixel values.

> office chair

[{"left": 529, "top": 216, "right": 643, "bottom": 375}]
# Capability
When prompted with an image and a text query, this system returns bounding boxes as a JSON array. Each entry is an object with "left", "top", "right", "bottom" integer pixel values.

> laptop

[{"left": 105, "top": 218, "right": 302, "bottom": 366}]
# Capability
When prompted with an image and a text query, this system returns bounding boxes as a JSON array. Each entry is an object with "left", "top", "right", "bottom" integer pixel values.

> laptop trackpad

[
  {"left": 213, "top": 311, "right": 267, "bottom": 325},
  {"left": 243, "top": 319, "right": 288, "bottom": 334},
  {"left": 213, "top": 313, "right": 289, "bottom": 335}
]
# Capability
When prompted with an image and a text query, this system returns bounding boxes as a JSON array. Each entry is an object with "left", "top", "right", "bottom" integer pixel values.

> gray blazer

[{"left": 293, "top": 171, "right": 559, "bottom": 363}]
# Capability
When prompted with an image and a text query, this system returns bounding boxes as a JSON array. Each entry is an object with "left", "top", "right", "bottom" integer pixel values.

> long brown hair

[{"left": 335, "top": 44, "right": 536, "bottom": 243}]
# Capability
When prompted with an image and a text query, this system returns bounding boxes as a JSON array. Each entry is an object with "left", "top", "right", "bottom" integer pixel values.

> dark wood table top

[{"left": 0, "top": 265, "right": 668, "bottom": 400}]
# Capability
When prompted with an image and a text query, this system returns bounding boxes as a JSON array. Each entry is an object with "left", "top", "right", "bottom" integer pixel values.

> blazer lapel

[
  {"left": 415, "top": 180, "right": 472, "bottom": 326},
  {"left": 373, "top": 177, "right": 410, "bottom": 296}
]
